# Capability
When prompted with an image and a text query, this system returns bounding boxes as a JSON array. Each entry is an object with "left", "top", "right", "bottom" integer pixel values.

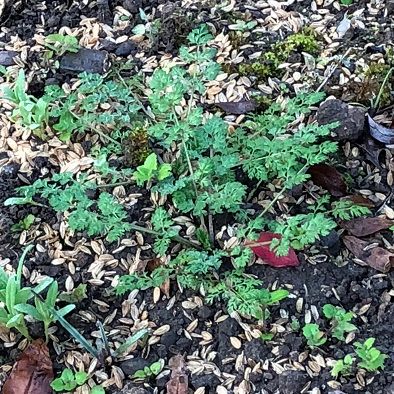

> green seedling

[
  {"left": 133, "top": 153, "right": 172, "bottom": 186},
  {"left": 290, "top": 317, "right": 301, "bottom": 331},
  {"left": 354, "top": 338, "right": 387, "bottom": 372},
  {"left": 11, "top": 214, "right": 35, "bottom": 232},
  {"left": 0, "top": 245, "right": 52, "bottom": 339},
  {"left": 132, "top": 360, "right": 164, "bottom": 380},
  {"left": 323, "top": 304, "right": 357, "bottom": 341},
  {"left": 44, "top": 33, "right": 80, "bottom": 57},
  {"left": 58, "top": 283, "right": 88, "bottom": 303},
  {"left": 331, "top": 354, "right": 354, "bottom": 378},
  {"left": 303, "top": 323, "right": 327, "bottom": 347},
  {"left": 15, "top": 280, "right": 75, "bottom": 342},
  {"left": 50, "top": 368, "right": 88, "bottom": 392},
  {"left": 0, "top": 69, "right": 49, "bottom": 137}
]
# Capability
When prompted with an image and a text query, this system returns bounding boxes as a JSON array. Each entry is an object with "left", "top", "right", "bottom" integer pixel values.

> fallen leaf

[
  {"left": 368, "top": 114, "right": 394, "bottom": 144},
  {"left": 2, "top": 339, "right": 53, "bottom": 394},
  {"left": 166, "top": 355, "right": 188, "bottom": 394},
  {"left": 248, "top": 232, "right": 299, "bottom": 268},
  {"left": 341, "top": 216, "right": 394, "bottom": 237},
  {"left": 343, "top": 235, "right": 393, "bottom": 273},
  {"left": 344, "top": 194, "right": 375, "bottom": 208},
  {"left": 216, "top": 99, "right": 257, "bottom": 114},
  {"left": 308, "top": 164, "right": 347, "bottom": 197}
]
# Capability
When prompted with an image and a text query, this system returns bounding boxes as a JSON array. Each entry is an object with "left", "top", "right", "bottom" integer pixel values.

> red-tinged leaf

[
  {"left": 216, "top": 99, "right": 257, "bottom": 115},
  {"left": 343, "top": 235, "right": 393, "bottom": 273},
  {"left": 166, "top": 355, "right": 188, "bottom": 394},
  {"left": 308, "top": 164, "right": 347, "bottom": 197},
  {"left": 341, "top": 216, "right": 394, "bottom": 237},
  {"left": 248, "top": 232, "right": 299, "bottom": 268},
  {"left": 368, "top": 114, "right": 394, "bottom": 145},
  {"left": 2, "top": 339, "right": 53, "bottom": 394}
]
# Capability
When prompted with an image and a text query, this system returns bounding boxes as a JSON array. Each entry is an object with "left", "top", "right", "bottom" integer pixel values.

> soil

[{"left": 0, "top": 0, "right": 394, "bottom": 394}]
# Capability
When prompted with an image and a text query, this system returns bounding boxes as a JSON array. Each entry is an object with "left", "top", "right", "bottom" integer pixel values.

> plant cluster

[
  {"left": 132, "top": 360, "right": 164, "bottom": 380},
  {"left": 44, "top": 33, "right": 80, "bottom": 58},
  {"left": 3, "top": 25, "right": 369, "bottom": 322},
  {"left": 331, "top": 338, "right": 387, "bottom": 378},
  {"left": 1, "top": 69, "right": 142, "bottom": 152},
  {"left": 301, "top": 305, "right": 387, "bottom": 377},
  {"left": 51, "top": 368, "right": 88, "bottom": 392},
  {"left": 303, "top": 304, "right": 357, "bottom": 348}
]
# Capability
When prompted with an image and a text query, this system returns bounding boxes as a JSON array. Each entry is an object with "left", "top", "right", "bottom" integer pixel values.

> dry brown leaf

[
  {"left": 308, "top": 164, "right": 347, "bottom": 197},
  {"left": 341, "top": 216, "right": 394, "bottom": 237},
  {"left": 216, "top": 99, "right": 257, "bottom": 114},
  {"left": 2, "top": 339, "right": 54, "bottom": 394},
  {"left": 343, "top": 236, "right": 394, "bottom": 273},
  {"left": 166, "top": 355, "right": 188, "bottom": 394}
]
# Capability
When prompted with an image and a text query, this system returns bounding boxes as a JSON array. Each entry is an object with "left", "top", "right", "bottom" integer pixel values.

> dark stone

[
  {"left": 278, "top": 345, "right": 291, "bottom": 357},
  {"left": 59, "top": 48, "right": 110, "bottom": 74},
  {"left": 319, "top": 230, "right": 341, "bottom": 256},
  {"left": 115, "top": 40, "right": 137, "bottom": 57},
  {"left": 284, "top": 334, "right": 303, "bottom": 352},
  {"left": 317, "top": 99, "right": 365, "bottom": 141},
  {"left": 218, "top": 317, "right": 240, "bottom": 337},
  {"left": 190, "top": 373, "right": 221, "bottom": 389},
  {"left": 0, "top": 50, "right": 19, "bottom": 66},
  {"left": 120, "top": 357, "right": 151, "bottom": 375},
  {"left": 173, "top": 337, "right": 192, "bottom": 353},
  {"left": 244, "top": 339, "right": 268, "bottom": 361},
  {"left": 278, "top": 370, "right": 309, "bottom": 394},
  {"left": 0, "top": 163, "right": 20, "bottom": 178},
  {"left": 197, "top": 305, "right": 215, "bottom": 320},
  {"left": 99, "top": 39, "right": 118, "bottom": 52},
  {"left": 122, "top": 0, "right": 142, "bottom": 13},
  {"left": 161, "top": 330, "right": 178, "bottom": 348}
]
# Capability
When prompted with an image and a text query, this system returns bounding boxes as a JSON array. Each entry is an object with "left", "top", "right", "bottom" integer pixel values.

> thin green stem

[{"left": 373, "top": 66, "right": 394, "bottom": 110}]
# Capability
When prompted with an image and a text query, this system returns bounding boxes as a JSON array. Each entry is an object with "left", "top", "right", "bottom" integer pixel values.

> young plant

[
  {"left": 11, "top": 214, "right": 35, "bottom": 232},
  {"left": 15, "top": 280, "right": 75, "bottom": 342},
  {"left": 331, "top": 354, "right": 354, "bottom": 378},
  {"left": 44, "top": 33, "right": 80, "bottom": 57},
  {"left": 0, "top": 69, "right": 49, "bottom": 137},
  {"left": 303, "top": 323, "right": 327, "bottom": 347},
  {"left": 0, "top": 245, "right": 52, "bottom": 339},
  {"left": 50, "top": 368, "right": 89, "bottom": 392},
  {"left": 5, "top": 173, "right": 132, "bottom": 242},
  {"left": 354, "top": 338, "right": 387, "bottom": 372},
  {"left": 132, "top": 360, "right": 164, "bottom": 380},
  {"left": 43, "top": 72, "right": 141, "bottom": 145},
  {"left": 323, "top": 304, "right": 357, "bottom": 341},
  {"left": 133, "top": 153, "right": 172, "bottom": 186}
]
